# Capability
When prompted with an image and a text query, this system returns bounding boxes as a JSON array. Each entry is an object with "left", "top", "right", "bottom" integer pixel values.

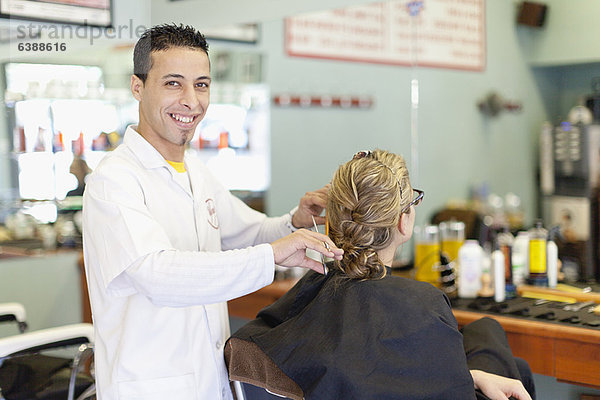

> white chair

[
  {"left": 0, "top": 323, "right": 93, "bottom": 362},
  {"left": 233, "top": 380, "right": 247, "bottom": 400},
  {"left": 0, "top": 319, "right": 94, "bottom": 400},
  {"left": 0, "top": 303, "right": 28, "bottom": 333}
]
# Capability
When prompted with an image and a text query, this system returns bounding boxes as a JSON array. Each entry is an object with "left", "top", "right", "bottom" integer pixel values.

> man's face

[{"left": 131, "top": 47, "right": 211, "bottom": 160}]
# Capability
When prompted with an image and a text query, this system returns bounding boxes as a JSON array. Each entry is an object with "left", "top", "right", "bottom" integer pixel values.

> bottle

[
  {"left": 528, "top": 220, "right": 548, "bottom": 286},
  {"left": 481, "top": 241, "right": 492, "bottom": 276},
  {"left": 414, "top": 225, "right": 441, "bottom": 286},
  {"left": 14, "top": 126, "right": 26, "bottom": 152},
  {"left": 492, "top": 240, "right": 506, "bottom": 302},
  {"left": 512, "top": 231, "right": 529, "bottom": 286},
  {"left": 497, "top": 226, "right": 515, "bottom": 298},
  {"left": 439, "top": 220, "right": 465, "bottom": 263},
  {"left": 72, "top": 132, "right": 85, "bottom": 157},
  {"left": 547, "top": 226, "right": 559, "bottom": 288},
  {"left": 458, "top": 240, "right": 483, "bottom": 298},
  {"left": 53, "top": 131, "right": 63, "bottom": 152},
  {"left": 505, "top": 192, "right": 524, "bottom": 231},
  {"left": 34, "top": 126, "right": 47, "bottom": 152}
]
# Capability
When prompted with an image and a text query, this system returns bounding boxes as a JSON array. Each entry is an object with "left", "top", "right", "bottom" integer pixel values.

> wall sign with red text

[{"left": 286, "top": 0, "right": 485, "bottom": 72}]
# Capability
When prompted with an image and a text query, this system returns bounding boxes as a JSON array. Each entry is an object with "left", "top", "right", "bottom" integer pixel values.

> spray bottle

[
  {"left": 547, "top": 226, "right": 560, "bottom": 288},
  {"left": 492, "top": 238, "right": 506, "bottom": 302}
]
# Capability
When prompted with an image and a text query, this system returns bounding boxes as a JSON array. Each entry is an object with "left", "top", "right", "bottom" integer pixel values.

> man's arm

[
  {"left": 82, "top": 165, "right": 276, "bottom": 306},
  {"left": 122, "top": 228, "right": 340, "bottom": 307},
  {"left": 219, "top": 184, "right": 331, "bottom": 249},
  {"left": 83, "top": 167, "right": 341, "bottom": 307}
]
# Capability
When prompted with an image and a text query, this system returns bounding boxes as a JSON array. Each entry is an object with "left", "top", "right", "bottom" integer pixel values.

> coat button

[{"left": 216, "top": 340, "right": 223, "bottom": 349}]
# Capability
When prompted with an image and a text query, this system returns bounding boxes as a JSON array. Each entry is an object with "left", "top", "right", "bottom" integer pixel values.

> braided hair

[{"left": 327, "top": 150, "right": 412, "bottom": 280}]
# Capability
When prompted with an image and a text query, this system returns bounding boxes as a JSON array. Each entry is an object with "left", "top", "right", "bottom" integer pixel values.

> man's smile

[{"left": 169, "top": 112, "right": 199, "bottom": 125}]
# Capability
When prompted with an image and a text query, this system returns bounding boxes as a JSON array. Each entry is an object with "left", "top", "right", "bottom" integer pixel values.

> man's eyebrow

[
  {"left": 159, "top": 74, "right": 211, "bottom": 81},
  {"left": 161, "top": 73, "right": 184, "bottom": 80}
]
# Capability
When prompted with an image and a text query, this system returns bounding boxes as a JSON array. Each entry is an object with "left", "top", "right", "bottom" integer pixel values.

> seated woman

[{"left": 227, "top": 150, "right": 533, "bottom": 400}]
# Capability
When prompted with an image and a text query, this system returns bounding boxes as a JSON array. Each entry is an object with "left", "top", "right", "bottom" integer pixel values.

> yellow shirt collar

[{"left": 166, "top": 160, "right": 186, "bottom": 173}]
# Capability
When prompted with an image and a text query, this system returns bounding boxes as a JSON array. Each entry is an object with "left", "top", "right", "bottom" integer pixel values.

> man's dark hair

[{"left": 133, "top": 23, "right": 209, "bottom": 82}]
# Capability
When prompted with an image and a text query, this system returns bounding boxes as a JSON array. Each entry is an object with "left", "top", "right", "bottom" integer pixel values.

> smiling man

[
  {"left": 82, "top": 24, "right": 342, "bottom": 400},
  {"left": 132, "top": 46, "right": 210, "bottom": 159}
]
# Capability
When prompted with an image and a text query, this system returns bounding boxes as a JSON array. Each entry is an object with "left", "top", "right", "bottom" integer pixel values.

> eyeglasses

[{"left": 401, "top": 189, "right": 424, "bottom": 214}]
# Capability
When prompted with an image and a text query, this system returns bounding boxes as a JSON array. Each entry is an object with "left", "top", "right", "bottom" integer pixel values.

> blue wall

[{"left": 263, "top": 1, "right": 549, "bottom": 231}]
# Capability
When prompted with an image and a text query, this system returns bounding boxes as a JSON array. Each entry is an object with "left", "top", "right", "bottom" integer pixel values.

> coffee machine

[{"left": 540, "top": 119, "right": 600, "bottom": 282}]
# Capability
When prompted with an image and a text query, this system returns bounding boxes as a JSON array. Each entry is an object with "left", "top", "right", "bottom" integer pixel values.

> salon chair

[
  {"left": 225, "top": 331, "right": 534, "bottom": 400},
  {"left": 0, "top": 304, "right": 27, "bottom": 335},
  {"left": 0, "top": 304, "right": 95, "bottom": 400},
  {"left": 226, "top": 337, "right": 303, "bottom": 400}
]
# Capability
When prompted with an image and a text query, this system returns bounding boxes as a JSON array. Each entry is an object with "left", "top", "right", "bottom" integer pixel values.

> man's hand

[
  {"left": 471, "top": 370, "right": 532, "bottom": 400},
  {"left": 291, "top": 185, "right": 329, "bottom": 228},
  {"left": 270, "top": 229, "right": 343, "bottom": 274}
]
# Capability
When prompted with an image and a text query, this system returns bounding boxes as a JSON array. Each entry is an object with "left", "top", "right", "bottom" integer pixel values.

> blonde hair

[{"left": 327, "top": 150, "right": 412, "bottom": 280}]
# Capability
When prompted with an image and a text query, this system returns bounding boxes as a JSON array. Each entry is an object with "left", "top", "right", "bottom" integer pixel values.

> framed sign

[
  {"left": 286, "top": 0, "right": 485, "bottom": 71},
  {"left": 0, "top": 0, "right": 112, "bottom": 28}
]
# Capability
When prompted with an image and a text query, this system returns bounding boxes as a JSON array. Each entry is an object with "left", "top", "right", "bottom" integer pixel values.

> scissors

[{"left": 311, "top": 215, "right": 329, "bottom": 276}]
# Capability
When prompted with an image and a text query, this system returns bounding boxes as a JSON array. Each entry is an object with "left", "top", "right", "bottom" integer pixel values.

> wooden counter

[
  {"left": 453, "top": 308, "right": 600, "bottom": 390},
  {"left": 228, "top": 278, "right": 600, "bottom": 389}
]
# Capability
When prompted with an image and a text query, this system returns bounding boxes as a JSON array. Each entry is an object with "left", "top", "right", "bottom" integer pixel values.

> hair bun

[{"left": 337, "top": 237, "right": 385, "bottom": 280}]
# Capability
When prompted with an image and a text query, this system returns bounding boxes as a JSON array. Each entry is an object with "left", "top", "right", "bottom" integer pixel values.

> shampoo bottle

[
  {"left": 458, "top": 240, "right": 483, "bottom": 298},
  {"left": 512, "top": 231, "right": 529, "bottom": 286},
  {"left": 528, "top": 220, "right": 548, "bottom": 286}
]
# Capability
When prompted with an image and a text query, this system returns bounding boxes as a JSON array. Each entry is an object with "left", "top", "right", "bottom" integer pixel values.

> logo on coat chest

[{"left": 205, "top": 198, "right": 219, "bottom": 229}]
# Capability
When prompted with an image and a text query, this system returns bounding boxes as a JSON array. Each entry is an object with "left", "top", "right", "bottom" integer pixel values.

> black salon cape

[{"left": 230, "top": 267, "right": 477, "bottom": 400}]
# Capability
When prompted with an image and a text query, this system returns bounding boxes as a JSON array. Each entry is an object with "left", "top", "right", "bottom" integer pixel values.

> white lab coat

[{"left": 82, "top": 126, "right": 295, "bottom": 400}]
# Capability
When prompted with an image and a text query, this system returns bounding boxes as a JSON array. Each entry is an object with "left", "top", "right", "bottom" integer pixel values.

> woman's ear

[{"left": 398, "top": 213, "right": 409, "bottom": 236}]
